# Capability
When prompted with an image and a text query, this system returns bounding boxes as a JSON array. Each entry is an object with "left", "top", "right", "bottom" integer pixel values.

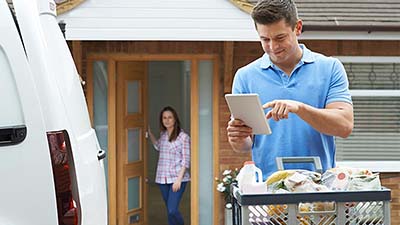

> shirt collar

[{"left": 260, "top": 44, "right": 316, "bottom": 69}]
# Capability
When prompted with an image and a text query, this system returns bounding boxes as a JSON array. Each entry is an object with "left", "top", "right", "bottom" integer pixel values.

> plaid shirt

[{"left": 155, "top": 130, "right": 190, "bottom": 184}]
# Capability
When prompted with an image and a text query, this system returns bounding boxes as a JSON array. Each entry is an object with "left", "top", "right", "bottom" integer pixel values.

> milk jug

[{"left": 237, "top": 161, "right": 267, "bottom": 194}]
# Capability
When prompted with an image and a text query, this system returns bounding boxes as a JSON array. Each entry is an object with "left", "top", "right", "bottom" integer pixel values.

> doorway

[
  {"left": 147, "top": 61, "right": 191, "bottom": 225},
  {"left": 88, "top": 54, "right": 219, "bottom": 225}
]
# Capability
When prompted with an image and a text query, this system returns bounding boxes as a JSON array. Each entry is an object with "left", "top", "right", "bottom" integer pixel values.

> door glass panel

[
  {"left": 197, "top": 60, "right": 214, "bottom": 225},
  {"left": 92, "top": 61, "right": 109, "bottom": 183},
  {"left": 128, "top": 176, "right": 140, "bottom": 210},
  {"left": 127, "top": 81, "right": 139, "bottom": 114},
  {"left": 127, "top": 128, "right": 140, "bottom": 162}
]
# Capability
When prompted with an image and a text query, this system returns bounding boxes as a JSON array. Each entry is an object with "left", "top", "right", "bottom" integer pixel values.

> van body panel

[
  {"left": 36, "top": 3, "right": 108, "bottom": 224},
  {"left": 2, "top": 0, "right": 108, "bottom": 224},
  {"left": 40, "top": 14, "right": 95, "bottom": 136},
  {"left": 12, "top": 0, "right": 69, "bottom": 132},
  {"left": 0, "top": 1, "right": 58, "bottom": 224},
  {"left": 74, "top": 129, "right": 108, "bottom": 224}
]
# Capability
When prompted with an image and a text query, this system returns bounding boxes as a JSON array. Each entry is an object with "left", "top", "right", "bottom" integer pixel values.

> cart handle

[{"left": 276, "top": 156, "right": 323, "bottom": 174}]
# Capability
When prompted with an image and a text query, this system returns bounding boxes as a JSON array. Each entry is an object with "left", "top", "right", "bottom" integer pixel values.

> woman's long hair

[{"left": 159, "top": 106, "right": 181, "bottom": 142}]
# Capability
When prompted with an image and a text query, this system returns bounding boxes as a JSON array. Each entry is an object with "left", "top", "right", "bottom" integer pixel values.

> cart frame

[{"left": 231, "top": 185, "right": 391, "bottom": 225}]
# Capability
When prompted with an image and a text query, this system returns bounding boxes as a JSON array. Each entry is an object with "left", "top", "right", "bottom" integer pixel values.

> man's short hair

[{"left": 251, "top": 0, "right": 299, "bottom": 29}]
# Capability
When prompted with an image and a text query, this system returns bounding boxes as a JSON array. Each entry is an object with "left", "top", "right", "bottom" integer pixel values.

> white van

[{"left": 0, "top": 0, "right": 107, "bottom": 225}]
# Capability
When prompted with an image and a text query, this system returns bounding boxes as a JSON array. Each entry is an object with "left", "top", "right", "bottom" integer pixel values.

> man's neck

[{"left": 275, "top": 46, "right": 303, "bottom": 76}]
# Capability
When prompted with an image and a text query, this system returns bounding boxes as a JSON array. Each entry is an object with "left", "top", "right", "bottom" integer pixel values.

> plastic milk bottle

[{"left": 236, "top": 161, "right": 267, "bottom": 194}]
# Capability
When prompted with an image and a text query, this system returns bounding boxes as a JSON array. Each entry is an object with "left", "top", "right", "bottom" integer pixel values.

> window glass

[
  {"left": 93, "top": 60, "right": 109, "bottom": 192},
  {"left": 335, "top": 58, "right": 400, "bottom": 171},
  {"left": 198, "top": 60, "right": 214, "bottom": 225}
]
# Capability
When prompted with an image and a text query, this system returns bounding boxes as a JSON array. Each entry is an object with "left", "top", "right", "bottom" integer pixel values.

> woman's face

[{"left": 162, "top": 110, "right": 176, "bottom": 130}]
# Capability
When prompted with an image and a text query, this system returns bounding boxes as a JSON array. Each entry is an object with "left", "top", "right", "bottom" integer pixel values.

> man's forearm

[{"left": 296, "top": 102, "right": 353, "bottom": 138}]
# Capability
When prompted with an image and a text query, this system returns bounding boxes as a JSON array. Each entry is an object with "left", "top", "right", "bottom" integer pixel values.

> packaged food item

[
  {"left": 236, "top": 161, "right": 267, "bottom": 194},
  {"left": 348, "top": 173, "right": 381, "bottom": 191},
  {"left": 284, "top": 171, "right": 329, "bottom": 193},
  {"left": 321, "top": 167, "right": 351, "bottom": 191},
  {"left": 266, "top": 170, "right": 296, "bottom": 185},
  {"left": 322, "top": 167, "right": 380, "bottom": 191},
  {"left": 267, "top": 170, "right": 326, "bottom": 193}
]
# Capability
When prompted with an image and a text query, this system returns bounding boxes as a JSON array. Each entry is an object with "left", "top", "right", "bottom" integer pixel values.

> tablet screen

[{"left": 225, "top": 93, "right": 272, "bottom": 135}]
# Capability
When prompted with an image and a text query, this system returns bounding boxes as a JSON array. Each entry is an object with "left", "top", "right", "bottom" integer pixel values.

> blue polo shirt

[{"left": 232, "top": 44, "right": 352, "bottom": 179}]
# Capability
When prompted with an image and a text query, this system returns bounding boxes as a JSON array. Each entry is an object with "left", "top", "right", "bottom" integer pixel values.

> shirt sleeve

[
  {"left": 326, "top": 58, "right": 352, "bottom": 105},
  {"left": 155, "top": 132, "right": 163, "bottom": 151},
  {"left": 181, "top": 133, "right": 190, "bottom": 169},
  {"left": 232, "top": 68, "right": 247, "bottom": 94}
]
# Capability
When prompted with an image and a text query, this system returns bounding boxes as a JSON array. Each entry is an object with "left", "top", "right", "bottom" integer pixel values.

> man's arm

[
  {"left": 263, "top": 100, "right": 353, "bottom": 138},
  {"left": 297, "top": 101, "right": 353, "bottom": 138},
  {"left": 226, "top": 118, "right": 254, "bottom": 152}
]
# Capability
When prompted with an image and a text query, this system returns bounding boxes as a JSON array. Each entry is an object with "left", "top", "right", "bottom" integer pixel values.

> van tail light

[{"left": 47, "top": 131, "right": 80, "bottom": 225}]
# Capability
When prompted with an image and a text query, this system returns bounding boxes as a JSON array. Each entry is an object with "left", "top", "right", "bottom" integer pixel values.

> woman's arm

[
  {"left": 147, "top": 126, "right": 159, "bottom": 150},
  {"left": 172, "top": 133, "right": 190, "bottom": 192},
  {"left": 172, "top": 167, "right": 187, "bottom": 192}
]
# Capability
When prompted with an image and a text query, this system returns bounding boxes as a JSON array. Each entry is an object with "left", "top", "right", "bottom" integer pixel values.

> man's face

[{"left": 256, "top": 19, "right": 302, "bottom": 66}]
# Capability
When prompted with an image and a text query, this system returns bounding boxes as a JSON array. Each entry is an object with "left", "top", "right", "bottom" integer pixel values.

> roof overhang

[{"left": 230, "top": 0, "right": 400, "bottom": 34}]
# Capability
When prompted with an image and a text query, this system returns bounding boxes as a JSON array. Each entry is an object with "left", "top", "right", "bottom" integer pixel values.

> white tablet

[{"left": 225, "top": 93, "right": 272, "bottom": 135}]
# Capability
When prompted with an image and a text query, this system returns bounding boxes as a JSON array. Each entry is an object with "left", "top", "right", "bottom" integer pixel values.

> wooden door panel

[{"left": 116, "top": 61, "right": 148, "bottom": 225}]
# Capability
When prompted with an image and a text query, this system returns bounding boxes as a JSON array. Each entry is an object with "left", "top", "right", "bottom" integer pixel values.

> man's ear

[{"left": 295, "top": 20, "right": 303, "bottom": 36}]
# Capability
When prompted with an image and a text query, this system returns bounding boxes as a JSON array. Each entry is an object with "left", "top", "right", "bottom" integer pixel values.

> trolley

[{"left": 231, "top": 157, "right": 391, "bottom": 225}]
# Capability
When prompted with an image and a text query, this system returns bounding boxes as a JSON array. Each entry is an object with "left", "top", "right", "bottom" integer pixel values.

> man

[{"left": 227, "top": 0, "right": 354, "bottom": 178}]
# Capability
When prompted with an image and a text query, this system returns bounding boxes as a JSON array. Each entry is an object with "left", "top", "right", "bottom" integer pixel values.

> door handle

[
  {"left": 97, "top": 149, "right": 107, "bottom": 160},
  {"left": 0, "top": 125, "right": 26, "bottom": 147}
]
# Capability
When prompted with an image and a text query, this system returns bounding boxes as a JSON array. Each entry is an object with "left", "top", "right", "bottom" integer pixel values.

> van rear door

[
  {"left": 0, "top": 1, "right": 58, "bottom": 224},
  {"left": 12, "top": 0, "right": 108, "bottom": 224}
]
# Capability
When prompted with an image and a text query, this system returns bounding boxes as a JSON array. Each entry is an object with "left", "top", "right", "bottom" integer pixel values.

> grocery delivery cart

[{"left": 231, "top": 157, "right": 392, "bottom": 225}]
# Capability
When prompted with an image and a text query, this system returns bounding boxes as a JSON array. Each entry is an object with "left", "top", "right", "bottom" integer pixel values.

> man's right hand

[{"left": 226, "top": 118, "right": 253, "bottom": 152}]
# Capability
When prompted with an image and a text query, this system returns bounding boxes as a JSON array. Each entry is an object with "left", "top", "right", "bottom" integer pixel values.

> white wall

[
  {"left": 57, "top": 0, "right": 400, "bottom": 41},
  {"left": 57, "top": 0, "right": 258, "bottom": 41}
]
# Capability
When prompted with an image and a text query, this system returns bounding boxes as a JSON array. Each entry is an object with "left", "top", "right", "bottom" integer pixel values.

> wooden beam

[
  {"left": 191, "top": 60, "right": 199, "bottom": 225},
  {"left": 213, "top": 57, "right": 221, "bottom": 225},
  {"left": 71, "top": 41, "right": 83, "bottom": 77},
  {"left": 223, "top": 41, "right": 234, "bottom": 94},
  {"left": 108, "top": 60, "right": 117, "bottom": 225}
]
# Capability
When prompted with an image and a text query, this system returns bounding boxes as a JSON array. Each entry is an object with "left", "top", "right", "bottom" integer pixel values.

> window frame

[{"left": 335, "top": 56, "right": 400, "bottom": 172}]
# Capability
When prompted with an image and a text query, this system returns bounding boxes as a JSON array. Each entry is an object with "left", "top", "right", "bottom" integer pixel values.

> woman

[{"left": 148, "top": 106, "right": 190, "bottom": 225}]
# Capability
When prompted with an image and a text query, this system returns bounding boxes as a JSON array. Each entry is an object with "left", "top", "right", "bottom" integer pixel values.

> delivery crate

[
  {"left": 231, "top": 157, "right": 391, "bottom": 225},
  {"left": 231, "top": 185, "right": 391, "bottom": 225}
]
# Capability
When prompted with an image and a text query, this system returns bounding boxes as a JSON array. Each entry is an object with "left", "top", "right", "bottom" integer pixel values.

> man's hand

[
  {"left": 227, "top": 118, "right": 252, "bottom": 142},
  {"left": 263, "top": 100, "right": 303, "bottom": 121},
  {"left": 227, "top": 118, "right": 253, "bottom": 152},
  {"left": 264, "top": 100, "right": 353, "bottom": 138}
]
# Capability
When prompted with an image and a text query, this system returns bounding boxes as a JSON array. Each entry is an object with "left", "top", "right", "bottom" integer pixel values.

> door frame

[{"left": 86, "top": 53, "right": 221, "bottom": 225}]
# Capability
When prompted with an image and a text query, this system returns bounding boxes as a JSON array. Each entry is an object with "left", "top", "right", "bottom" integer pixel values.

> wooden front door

[{"left": 116, "top": 61, "right": 148, "bottom": 225}]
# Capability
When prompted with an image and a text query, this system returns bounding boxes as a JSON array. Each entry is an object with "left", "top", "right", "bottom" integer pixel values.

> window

[{"left": 335, "top": 57, "right": 400, "bottom": 172}]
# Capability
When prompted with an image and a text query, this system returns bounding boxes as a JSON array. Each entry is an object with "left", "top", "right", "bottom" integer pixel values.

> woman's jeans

[{"left": 158, "top": 182, "right": 187, "bottom": 225}]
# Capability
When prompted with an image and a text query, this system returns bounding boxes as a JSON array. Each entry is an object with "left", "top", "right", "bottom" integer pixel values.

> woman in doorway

[{"left": 148, "top": 106, "right": 190, "bottom": 225}]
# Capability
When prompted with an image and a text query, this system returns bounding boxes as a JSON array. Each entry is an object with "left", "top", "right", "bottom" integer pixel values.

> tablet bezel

[{"left": 225, "top": 93, "right": 272, "bottom": 135}]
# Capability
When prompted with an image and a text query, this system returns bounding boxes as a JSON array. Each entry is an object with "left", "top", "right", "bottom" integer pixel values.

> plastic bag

[{"left": 347, "top": 173, "right": 381, "bottom": 191}]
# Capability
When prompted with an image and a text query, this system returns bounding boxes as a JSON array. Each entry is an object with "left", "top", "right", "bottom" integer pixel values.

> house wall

[
  {"left": 57, "top": 0, "right": 256, "bottom": 41},
  {"left": 71, "top": 40, "right": 400, "bottom": 225},
  {"left": 57, "top": 0, "right": 400, "bottom": 41}
]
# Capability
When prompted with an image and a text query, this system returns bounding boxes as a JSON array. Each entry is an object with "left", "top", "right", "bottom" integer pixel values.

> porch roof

[{"left": 57, "top": 0, "right": 400, "bottom": 41}]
